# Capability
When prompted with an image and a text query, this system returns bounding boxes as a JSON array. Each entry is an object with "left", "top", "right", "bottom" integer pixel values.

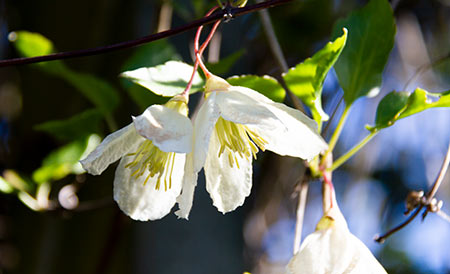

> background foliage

[{"left": 0, "top": 0, "right": 449, "bottom": 273}]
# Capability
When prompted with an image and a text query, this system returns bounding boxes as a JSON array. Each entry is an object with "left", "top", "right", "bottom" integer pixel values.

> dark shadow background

[{"left": 0, "top": 0, "right": 449, "bottom": 273}]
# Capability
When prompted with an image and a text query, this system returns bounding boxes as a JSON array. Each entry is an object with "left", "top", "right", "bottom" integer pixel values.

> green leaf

[
  {"left": 121, "top": 40, "right": 181, "bottom": 72},
  {"left": 368, "top": 88, "right": 450, "bottom": 131},
  {"left": 332, "top": 0, "right": 396, "bottom": 105},
  {"left": 121, "top": 61, "right": 204, "bottom": 97},
  {"left": 126, "top": 85, "right": 168, "bottom": 111},
  {"left": 0, "top": 176, "right": 14, "bottom": 194},
  {"left": 369, "top": 91, "right": 409, "bottom": 130},
  {"left": 32, "top": 135, "right": 100, "bottom": 184},
  {"left": 34, "top": 109, "right": 103, "bottom": 141},
  {"left": 62, "top": 71, "right": 120, "bottom": 115},
  {"left": 283, "top": 29, "right": 347, "bottom": 122},
  {"left": 207, "top": 49, "right": 245, "bottom": 76},
  {"left": 121, "top": 40, "right": 180, "bottom": 110},
  {"left": 227, "top": 75, "right": 285, "bottom": 102},
  {"left": 10, "top": 31, "right": 120, "bottom": 117},
  {"left": 9, "top": 31, "right": 67, "bottom": 74}
]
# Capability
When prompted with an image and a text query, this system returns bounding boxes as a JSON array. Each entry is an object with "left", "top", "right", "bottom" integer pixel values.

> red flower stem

[
  {"left": 182, "top": 6, "right": 221, "bottom": 98},
  {"left": 322, "top": 171, "right": 334, "bottom": 210}
]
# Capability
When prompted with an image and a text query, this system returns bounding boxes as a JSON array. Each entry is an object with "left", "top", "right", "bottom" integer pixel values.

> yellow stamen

[
  {"left": 214, "top": 117, "right": 268, "bottom": 169},
  {"left": 125, "top": 140, "right": 176, "bottom": 191}
]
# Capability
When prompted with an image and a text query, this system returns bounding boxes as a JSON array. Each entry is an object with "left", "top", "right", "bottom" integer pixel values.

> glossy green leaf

[
  {"left": 10, "top": 31, "right": 120, "bottom": 116},
  {"left": 32, "top": 135, "right": 100, "bottom": 184},
  {"left": 332, "top": 0, "right": 396, "bottom": 105},
  {"left": 283, "top": 29, "right": 347, "bottom": 122},
  {"left": 121, "top": 40, "right": 180, "bottom": 110},
  {"left": 34, "top": 109, "right": 102, "bottom": 141},
  {"left": 9, "top": 31, "right": 67, "bottom": 74},
  {"left": 227, "top": 75, "right": 285, "bottom": 102},
  {"left": 121, "top": 40, "right": 181, "bottom": 72},
  {"left": 368, "top": 88, "right": 450, "bottom": 131},
  {"left": 208, "top": 49, "right": 245, "bottom": 76},
  {"left": 121, "top": 61, "right": 204, "bottom": 97}
]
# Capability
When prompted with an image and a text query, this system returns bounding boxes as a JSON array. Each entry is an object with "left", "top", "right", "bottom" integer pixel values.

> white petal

[
  {"left": 175, "top": 153, "right": 198, "bottom": 219},
  {"left": 80, "top": 124, "right": 143, "bottom": 175},
  {"left": 215, "top": 88, "right": 280, "bottom": 127},
  {"left": 133, "top": 104, "right": 193, "bottom": 153},
  {"left": 221, "top": 86, "right": 327, "bottom": 161},
  {"left": 113, "top": 144, "right": 185, "bottom": 221},
  {"left": 192, "top": 93, "right": 221, "bottom": 172},
  {"left": 286, "top": 205, "right": 386, "bottom": 274},
  {"left": 204, "top": 129, "right": 252, "bottom": 213}
]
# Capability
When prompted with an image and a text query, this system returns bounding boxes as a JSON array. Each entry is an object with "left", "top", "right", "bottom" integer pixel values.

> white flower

[
  {"left": 175, "top": 75, "right": 327, "bottom": 219},
  {"left": 80, "top": 96, "right": 193, "bottom": 221},
  {"left": 286, "top": 205, "right": 387, "bottom": 274}
]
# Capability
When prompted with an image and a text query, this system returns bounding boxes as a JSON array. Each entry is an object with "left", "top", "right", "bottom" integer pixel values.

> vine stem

[
  {"left": 328, "top": 131, "right": 378, "bottom": 171},
  {"left": 0, "top": 0, "right": 293, "bottom": 68},
  {"left": 181, "top": 7, "right": 221, "bottom": 98},
  {"left": 321, "top": 105, "right": 351, "bottom": 167}
]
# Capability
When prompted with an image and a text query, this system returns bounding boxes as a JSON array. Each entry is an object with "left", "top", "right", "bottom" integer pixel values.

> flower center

[
  {"left": 125, "top": 141, "right": 176, "bottom": 191},
  {"left": 214, "top": 117, "right": 268, "bottom": 168}
]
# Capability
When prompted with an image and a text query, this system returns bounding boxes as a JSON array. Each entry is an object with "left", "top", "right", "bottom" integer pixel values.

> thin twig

[
  {"left": 293, "top": 179, "right": 309, "bottom": 254},
  {"left": 375, "top": 205, "right": 423, "bottom": 243},
  {"left": 0, "top": 0, "right": 293, "bottom": 68},
  {"left": 255, "top": 0, "right": 304, "bottom": 112},
  {"left": 402, "top": 52, "right": 450, "bottom": 91},
  {"left": 375, "top": 139, "right": 450, "bottom": 243},
  {"left": 425, "top": 139, "right": 450, "bottom": 201}
]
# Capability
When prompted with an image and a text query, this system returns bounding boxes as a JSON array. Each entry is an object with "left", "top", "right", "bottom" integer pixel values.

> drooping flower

[
  {"left": 175, "top": 75, "right": 327, "bottom": 219},
  {"left": 286, "top": 204, "right": 387, "bottom": 274},
  {"left": 81, "top": 96, "right": 193, "bottom": 221}
]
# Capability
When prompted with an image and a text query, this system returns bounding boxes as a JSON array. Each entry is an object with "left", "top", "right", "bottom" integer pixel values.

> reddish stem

[
  {"left": 182, "top": 6, "right": 221, "bottom": 97},
  {"left": 322, "top": 171, "right": 334, "bottom": 210}
]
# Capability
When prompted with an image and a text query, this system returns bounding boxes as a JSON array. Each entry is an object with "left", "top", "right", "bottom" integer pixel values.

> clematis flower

[
  {"left": 176, "top": 75, "right": 327, "bottom": 219},
  {"left": 286, "top": 204, "right": 387, "bottom": 274},
  {"left": 81, "top": 96, "right": 193, "bottom": 221}
]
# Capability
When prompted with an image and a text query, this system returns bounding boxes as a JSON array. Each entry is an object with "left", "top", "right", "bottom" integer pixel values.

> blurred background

[{"left": 0, "top": 0, "right": 449, "bottom": 273}]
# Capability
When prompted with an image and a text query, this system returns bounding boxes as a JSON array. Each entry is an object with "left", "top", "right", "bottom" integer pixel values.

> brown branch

[
  {"left": 375, "top": 139, "right": 450, "bottom": 243},
  {"left": 0, "top": 0, "right": 293, "bottom": 68}
]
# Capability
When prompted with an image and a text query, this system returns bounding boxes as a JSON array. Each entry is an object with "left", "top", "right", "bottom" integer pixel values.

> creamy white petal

[
  {"left": 204, "top": 130, "right": 252, "bottom": 213},
  {"left": 215, "top": 89, "right": 280, "bottom": 128},
  {"left": 222, "top": 86, "right": 327, "bottom": 161},
  {"left": 80, "top": 123, "right": 143, "bottom": 175},
  {"left": 286, "top": 206, "right": 386, "bottom": 274},
  {"left": 113, "top": 144, "right": 185, "bottom": 221},
  {"left": 192, "top": 93, "right": 221, "bottom": 172},
  {"left": 175, "top": 153, "right": 198, "bottom": 219},
  {"left": 133, "top": 104, "right": 193, "bottom": 153}
]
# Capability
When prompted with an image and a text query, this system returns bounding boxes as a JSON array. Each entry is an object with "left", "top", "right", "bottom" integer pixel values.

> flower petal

[
  {"left": 286, "top": 205, "right": 386, "bottom": 274},
  {"left": 175, "top": 153, "right": 198, "bottom": 219},
  {"left": 113, "top": 144, "right": 185, "bottom": 221},
  {"left": 219, "top": 86, "right": 327, "bottom": 161},
  {"left": 204, "top": 129, "right": 252, "bottom": 213},
  {"left": 133, "top": 104, "right": 193, "bottom": 153},
  {"left": 192, "top": 93, "right": 221, "bottom": 172},
  {"left": 215, "top": 88, "right": 280, "bottom": 128},
  {"left": 80, "top": 123, "right": 143, "bottom": 175}
]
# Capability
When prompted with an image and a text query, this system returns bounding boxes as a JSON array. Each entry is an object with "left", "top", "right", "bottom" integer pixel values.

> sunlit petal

[
  {"left": 80, "top": 123, "right": 143, "bottom": 175},
  {"left": 192, "top": 93, "right": 221, "bottom": 172},
  {"left": 204, "top": 130, "right": 252, "bottom": 213},
  {"left": 175, "top": 153, "right": 198, "bottom": 219},
  {"left": 113, "top": 144, "right": 185, "bottom": 221},
  {"left": 223, "top": 86, "right": 327, "bottom": 161},
  {"left": 133, "top": 104, "right": 193, "bottom": 153},
  {"left": 286, "top": 206, "right": 386, "bottom": 274}
]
